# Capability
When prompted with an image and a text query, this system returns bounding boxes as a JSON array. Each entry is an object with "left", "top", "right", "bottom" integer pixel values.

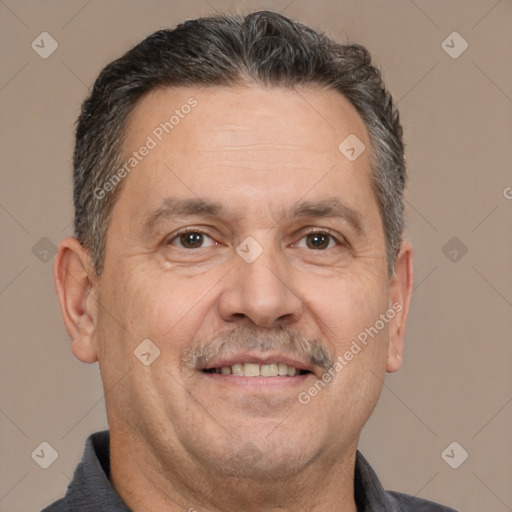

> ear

[
  {"left": 386, "top": 240, "right": 414, "bottom": 373},
  {"left": 53, "top": 237, "right": 99, "bottom": 363}
]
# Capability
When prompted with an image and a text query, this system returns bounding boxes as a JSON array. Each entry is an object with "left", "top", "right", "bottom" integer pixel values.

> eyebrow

[
  {"left": 142, "top": 196, "right": 363, "bottom": 236},
  {"left": 142, "top": 197, "right": 223, "bottom": 236},
  {"left": 288, "top": 198, "right": 363, "bottom": 234}
]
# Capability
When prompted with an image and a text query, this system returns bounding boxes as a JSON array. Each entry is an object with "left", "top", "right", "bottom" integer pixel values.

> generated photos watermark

[
  {"left": 93, "top": 96, "right": 198, "bottom": 200},
  {"left": 298, "top": 301, "right": 403, "bottom": 405}
]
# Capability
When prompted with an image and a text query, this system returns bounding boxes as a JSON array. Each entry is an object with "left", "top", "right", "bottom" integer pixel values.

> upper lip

[{"left": 200, "top": 352, "right": 319, "bottom": 376}]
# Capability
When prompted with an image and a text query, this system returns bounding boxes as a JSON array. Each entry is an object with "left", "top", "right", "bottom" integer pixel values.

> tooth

[
  {"left": 243, "top": 363, "right": 260, "bottom": 377},
  {"left": 216, "top": 362, "right": 300, "bottom": 377},
  {"left": 278, "top": 363, "right": 288, "bottom": 376},
  {"left": 261, "top": 363, "right": 279, "bottom": 377},
  {"left": 231, "top": 363, "right": 244, "bottom": 376}
]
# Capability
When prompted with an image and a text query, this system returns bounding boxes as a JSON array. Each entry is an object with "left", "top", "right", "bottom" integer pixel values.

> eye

[
  {"left": 168, "top": 230, "right": 216, "bottom": 249},
  {"left": 295, "top": 230, "right": 340, "bottom": 250}
]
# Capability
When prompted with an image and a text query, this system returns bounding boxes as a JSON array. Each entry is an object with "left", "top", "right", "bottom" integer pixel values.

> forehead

[
  {"left": 113, "top": 84, "right": 377, "bottom": 232},
  {"left": 124, "top": 84, "right": 369, "bottom": 164}
]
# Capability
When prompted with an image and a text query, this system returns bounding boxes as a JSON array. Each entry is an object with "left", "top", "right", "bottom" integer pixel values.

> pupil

[
  {"left": 182, "top": 232, "right": 203, "bottom": 248},
  {"left": 308, "top": 233, "right": 328, "bottom": 249}
]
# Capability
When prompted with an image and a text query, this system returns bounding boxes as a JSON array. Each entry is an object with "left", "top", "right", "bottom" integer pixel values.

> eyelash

[
  {"left": 167, "top": 228, "right": 218, "bottom": 249},
  {"left": 299, "top": 228, "right": 345, "bottom": 249},
  {"left": 166, "top": 227, "right": 345, "bottom": 250}
]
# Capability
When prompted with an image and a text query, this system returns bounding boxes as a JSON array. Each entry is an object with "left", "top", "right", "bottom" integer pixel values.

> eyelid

[
  {"left": 163, "top": 226, "right": 347, "bottom": 249},
  {"left": 295, "top": 227, "right": 347, "bottom": 247},
  {"left": 166, "top": 227, "right": 218, "bottom": 248}
]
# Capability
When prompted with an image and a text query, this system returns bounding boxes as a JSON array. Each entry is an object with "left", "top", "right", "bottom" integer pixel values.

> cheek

[
  {"left": 95, "top": 269, "right": 211, "bottom": 426},
  {"left": 311, "top": 272, "right": 390, "bottom": 435},
  {"left": 107, "top": 267, "right": 217, "bottom": 355},
  {"left": 307, "top": 265, "right": 389, "bottom": 356}
]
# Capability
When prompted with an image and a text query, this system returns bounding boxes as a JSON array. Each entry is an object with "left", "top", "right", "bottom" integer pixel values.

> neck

[{"left": 109, "top": 426, "right": 359, "bottom": 512}]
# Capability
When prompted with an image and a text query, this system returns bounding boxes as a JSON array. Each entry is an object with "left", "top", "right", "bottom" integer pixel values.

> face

[{"left": 56, "top": 85, "right": 412, "bottom": 486}]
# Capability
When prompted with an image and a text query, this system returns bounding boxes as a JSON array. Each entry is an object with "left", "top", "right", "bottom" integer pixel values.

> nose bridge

[{"left": 219, "top": 235, "right": 303, "bottom": 327}]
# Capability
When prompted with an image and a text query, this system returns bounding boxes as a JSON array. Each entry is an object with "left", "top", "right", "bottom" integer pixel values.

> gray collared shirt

[{"left": 42, "top": 430, "right": 457, "bottom": 511}]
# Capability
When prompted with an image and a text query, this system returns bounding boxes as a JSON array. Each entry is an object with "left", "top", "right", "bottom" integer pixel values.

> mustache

[{"left": 182, "top": 324, "right": 334, "bottom": 371}]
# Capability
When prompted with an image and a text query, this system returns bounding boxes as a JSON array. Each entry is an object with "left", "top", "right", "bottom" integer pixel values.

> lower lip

[{"left": 201, "top": 372, "right": 312, "bottom": 388}]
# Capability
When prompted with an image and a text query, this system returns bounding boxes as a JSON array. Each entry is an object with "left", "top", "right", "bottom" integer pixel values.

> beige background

[{"left": 1, "top": 1, "right": 511, "bottom": 511}]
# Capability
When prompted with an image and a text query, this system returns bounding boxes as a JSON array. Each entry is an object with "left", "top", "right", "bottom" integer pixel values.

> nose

[{"left": 218, "top": 240, "right": 303, "bottom": 329}]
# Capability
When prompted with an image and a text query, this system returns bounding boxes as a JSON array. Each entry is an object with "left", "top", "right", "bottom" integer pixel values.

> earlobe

[
  {"left": 53, "top": 237, "right": 99, "bottom": 363},
  {"left": 386, "top": 240, "right": 414, "bottom": 373}
]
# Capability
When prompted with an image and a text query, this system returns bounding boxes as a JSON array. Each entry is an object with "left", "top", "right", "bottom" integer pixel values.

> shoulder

[
  {"left": 40, "top": 430, "right": 115, "bottom": 512},
  {"left": 354, "top": 451, "right": 458, "bottom": 512},
  {"left": 40, "top": 498, "right": 67, "bottom": 512},
  {"left": 388, "top": 490, "right": 459, "bottom": 511}
]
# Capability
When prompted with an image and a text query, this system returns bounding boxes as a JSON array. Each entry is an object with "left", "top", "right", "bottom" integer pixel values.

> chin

[{"left": 195, "top": 432, "right": 318, "bottom": 481}]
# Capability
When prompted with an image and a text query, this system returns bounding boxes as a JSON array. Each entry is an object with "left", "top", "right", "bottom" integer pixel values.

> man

[{"left": 46, "top": 10, "right": 456, "bottom": 512}]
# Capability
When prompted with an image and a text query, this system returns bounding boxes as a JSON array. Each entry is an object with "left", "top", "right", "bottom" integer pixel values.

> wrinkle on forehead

[{"left": 124, "top": 84, "right": 370, "bottom": 154}]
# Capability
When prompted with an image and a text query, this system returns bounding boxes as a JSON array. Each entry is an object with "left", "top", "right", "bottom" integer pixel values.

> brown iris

[
  {"left": 306, "top": 232, "right": 330, "bottom": 250},
  {"left": 179, "top": 232, "right": 205, "bottom": 248}
]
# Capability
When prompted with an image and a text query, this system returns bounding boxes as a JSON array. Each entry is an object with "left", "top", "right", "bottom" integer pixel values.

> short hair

[{"left": 73, "top": 10, "right": 406, "bottom": 275}]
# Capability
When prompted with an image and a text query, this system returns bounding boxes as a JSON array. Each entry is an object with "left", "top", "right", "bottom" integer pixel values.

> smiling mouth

[{"left": 202, "top": 362, "right": 311, "bottom": 377}]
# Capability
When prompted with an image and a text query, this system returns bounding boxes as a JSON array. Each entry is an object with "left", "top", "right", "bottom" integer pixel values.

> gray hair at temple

[{"left": 73, "top": 10, "right": 406, "bottom": 275}]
